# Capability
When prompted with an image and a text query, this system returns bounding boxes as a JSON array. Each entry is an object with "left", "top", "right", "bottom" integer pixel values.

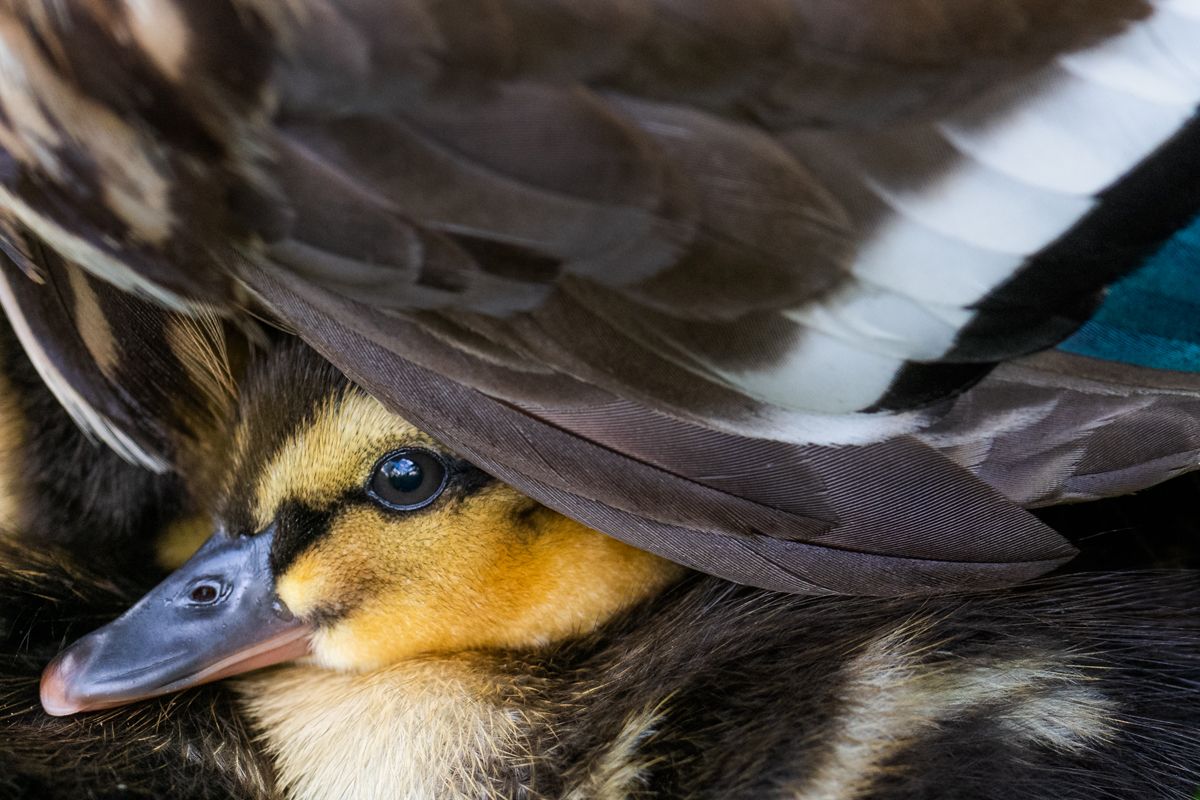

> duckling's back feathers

[
  {"left": 513, "top": 570, "right": 1200, "bottom": 800},
  {"left": 236, "top": 569, "right": 1200, "bottom": 800}
]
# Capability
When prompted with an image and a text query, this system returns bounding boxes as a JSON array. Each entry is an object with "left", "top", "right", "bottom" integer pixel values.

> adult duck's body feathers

[{"left": 0, "top": 0, "right": 1199, "bottom": 592}]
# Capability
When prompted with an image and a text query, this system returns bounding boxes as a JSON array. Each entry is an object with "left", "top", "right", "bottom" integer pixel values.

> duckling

[
  {"left": 31, "top": 342, "right": 1200, "bottom": 800},
  {"left": 2, "top": 0, "right": 1200, "bottom": 594},
  {"left": 14, "top": 556, "right": 1200, "bottom": 800},
  {"left": 40, "top": 341, "right": 685, "bottom": 711}
]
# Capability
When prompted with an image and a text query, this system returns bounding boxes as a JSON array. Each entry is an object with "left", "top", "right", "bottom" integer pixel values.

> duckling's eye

[{"left": 367, "top": 448, "right": 448, "bottom": 511}]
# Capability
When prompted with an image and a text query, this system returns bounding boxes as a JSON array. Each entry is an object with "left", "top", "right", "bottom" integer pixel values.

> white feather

[
  {"left": 755, "top": 405, "right": 931, "bottom": 447},
  {"left": 1161, "top": 0, "right": 1200, "bottom": 19},
  {"left": 865, "top": 161, "right": 1094, "bottom": 256},
  {"left": 939, "top": 73, "right": 1192, "bottom": 195},
  {"left": 850, "top": 223, "right": 1023, "bottom": 307},
  {"left": 764, "top": 2, "right": 1200, "bottom": 419},
  {"left": 716, "top": 328, "right": 906, "bottom": 414},
  {"left": 1060, "top": 11, "right": 1200, "bottom": 105},
  {"left": 783, "top": 284, "right": 972, "bottom": 361}
]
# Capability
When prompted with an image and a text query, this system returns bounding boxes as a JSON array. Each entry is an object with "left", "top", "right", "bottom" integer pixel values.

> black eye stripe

[
  {"left": 269, "top": 500, "right": 338, "bottom": 577},
  {"left": 265, "top": 452, "right": 491, "bottom": 577}
]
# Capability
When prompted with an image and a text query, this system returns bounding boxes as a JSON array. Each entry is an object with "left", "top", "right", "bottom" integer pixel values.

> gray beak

[{"left": 40, "top": 527, "right": 311, "bottom": 716}]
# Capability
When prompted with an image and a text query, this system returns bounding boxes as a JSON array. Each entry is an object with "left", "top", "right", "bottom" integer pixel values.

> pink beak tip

[{"left": 39, "top": 656, "right": 84, "bottom": 717}]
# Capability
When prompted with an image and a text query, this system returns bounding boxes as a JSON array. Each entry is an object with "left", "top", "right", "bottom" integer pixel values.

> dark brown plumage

[{"left": 0, "top": 0, "right": 1198, "bottom": 597}]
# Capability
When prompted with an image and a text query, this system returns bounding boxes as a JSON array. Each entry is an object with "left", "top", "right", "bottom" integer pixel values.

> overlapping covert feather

[
  {"left": 921, "top": 351, "right": 1200, "bottom": 506},
  {"left": 0, "top": 0, "right": 1198, "bottom": 593}
]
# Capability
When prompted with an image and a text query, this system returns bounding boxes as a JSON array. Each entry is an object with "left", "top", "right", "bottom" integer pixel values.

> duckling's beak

[{"left": 39, "top": 527, "right": 311, "bottom": 716}]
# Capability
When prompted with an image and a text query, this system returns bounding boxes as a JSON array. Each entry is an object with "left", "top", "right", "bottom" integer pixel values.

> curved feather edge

[
  {"left": 0, "top": 257, "right": 168, "bottom": 471},
  {"left": 922, "top": 350, "right": 1200, "bottom": 506},
  {"left": 245, "top": 266, "right": 1075, "bottom": 595}
]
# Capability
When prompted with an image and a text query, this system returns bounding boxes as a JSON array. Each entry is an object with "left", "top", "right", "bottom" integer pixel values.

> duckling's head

[{"left": 40, "top": 344, "right": 683, "bottom": 715}]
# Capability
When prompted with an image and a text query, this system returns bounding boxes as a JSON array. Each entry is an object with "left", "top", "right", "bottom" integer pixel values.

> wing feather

[
  {"left": 0, "top": 0, "right": 1194, "bottom": 593},
  {"left": 248, "top": 265, "right": 1075, "bottom": 596}
]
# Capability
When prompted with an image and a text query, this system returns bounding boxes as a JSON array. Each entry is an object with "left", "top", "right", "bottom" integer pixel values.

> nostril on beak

[{"left": 190, "top": 583, "right": 219, "bottom": 603}]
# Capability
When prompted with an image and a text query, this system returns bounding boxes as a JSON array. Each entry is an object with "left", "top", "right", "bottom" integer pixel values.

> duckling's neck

[{"left": 237, "top": 657, "right": 533, "bottom": 800}]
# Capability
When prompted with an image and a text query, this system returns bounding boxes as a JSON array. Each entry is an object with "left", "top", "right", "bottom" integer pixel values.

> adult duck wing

[{"left": 0, "top": 0, "right": 1196, "bottom": 593}]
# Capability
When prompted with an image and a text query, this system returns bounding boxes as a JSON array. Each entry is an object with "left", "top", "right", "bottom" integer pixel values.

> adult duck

[{"left": 0, "top": 0, "right": 1197, "bottom": 594}]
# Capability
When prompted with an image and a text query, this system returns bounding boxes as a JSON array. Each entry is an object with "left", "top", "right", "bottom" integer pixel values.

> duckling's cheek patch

[
  {"left": 275, "top": 550, "right": 339, "bottom": 621},
  {"left": 273, "top": 507, "right": 390, "bottom": 626},
  {"left": 309, "top": 508, "right": 687, "bottom": 670}
]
